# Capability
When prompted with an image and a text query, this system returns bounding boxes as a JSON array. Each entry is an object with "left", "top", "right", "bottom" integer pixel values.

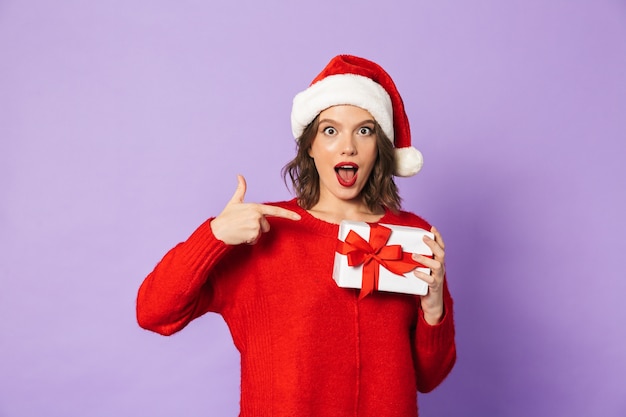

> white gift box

[{"left": 333, "top": 221, "right": 434, "bottom": 296}]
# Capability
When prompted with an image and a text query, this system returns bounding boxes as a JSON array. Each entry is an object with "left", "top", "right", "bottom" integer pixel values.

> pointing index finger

[{"left": 256, "top": 204, "right": 301, "bottom": 221}]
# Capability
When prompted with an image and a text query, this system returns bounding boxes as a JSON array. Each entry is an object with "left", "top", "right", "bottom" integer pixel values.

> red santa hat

[{"left": 291, "top": 54, "right": 423, "bottom": 177}]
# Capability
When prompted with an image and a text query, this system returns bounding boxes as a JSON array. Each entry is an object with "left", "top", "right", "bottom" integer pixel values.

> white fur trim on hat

[
  {"left": 291, "top": 74, "right": 394, "bottom": 141},
  {"left": 394, "top": 146, "right": 424, "bottom": 177}
]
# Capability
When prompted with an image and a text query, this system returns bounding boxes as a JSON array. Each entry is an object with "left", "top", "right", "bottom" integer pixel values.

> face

[{"left": 308, "top": 105, "right": 378, "bottom": 206}]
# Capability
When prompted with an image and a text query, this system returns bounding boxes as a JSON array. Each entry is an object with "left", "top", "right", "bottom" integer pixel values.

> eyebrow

[{"left": 318, "top": 118, "right": 376, "bottom": 125}]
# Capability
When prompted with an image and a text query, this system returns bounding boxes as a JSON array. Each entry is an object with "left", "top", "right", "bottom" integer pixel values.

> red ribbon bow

[{"left": 335, "top": 223, "right": 428, "bottom": 299}]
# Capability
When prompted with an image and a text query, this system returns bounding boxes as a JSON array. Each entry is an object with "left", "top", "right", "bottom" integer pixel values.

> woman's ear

[{"left": 307, "top": 141, "right": 315, "bottom": 158}]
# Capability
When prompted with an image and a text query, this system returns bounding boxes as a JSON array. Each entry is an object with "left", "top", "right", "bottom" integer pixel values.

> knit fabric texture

[{"left": 137, "top": 199, "right": 456, "bottom": 417}]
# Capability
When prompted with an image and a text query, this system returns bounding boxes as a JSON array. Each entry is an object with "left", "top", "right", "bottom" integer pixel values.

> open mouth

[{"left": 334, "top": 163, "right": 358, "bottom": 187}]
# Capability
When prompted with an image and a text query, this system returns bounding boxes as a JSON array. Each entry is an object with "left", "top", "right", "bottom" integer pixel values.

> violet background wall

[{"left": 1, "top": 1, "right": 625, "bottom": 416}]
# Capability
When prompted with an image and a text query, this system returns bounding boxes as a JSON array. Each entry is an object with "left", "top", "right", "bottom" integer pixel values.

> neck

[{"left": 307, "top": 197, "right": 385, "bottom": 224}]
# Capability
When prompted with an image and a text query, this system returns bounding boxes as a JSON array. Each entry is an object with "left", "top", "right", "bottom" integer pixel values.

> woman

[{"left": 137, "top": 54, "right": 456, "bottom": 416}]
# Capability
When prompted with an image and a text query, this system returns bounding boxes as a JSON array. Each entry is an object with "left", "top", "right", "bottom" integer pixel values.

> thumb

[{"left": 228, "top": 174, "right": 247, "bottom": 204}]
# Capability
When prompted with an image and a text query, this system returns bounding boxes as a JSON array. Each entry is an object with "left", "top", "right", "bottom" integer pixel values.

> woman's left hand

[{"left": 412, "top": 226, "right": 446, "bottom": 325}]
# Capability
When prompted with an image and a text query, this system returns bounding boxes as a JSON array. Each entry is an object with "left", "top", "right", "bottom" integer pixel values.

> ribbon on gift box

[{"left": 335, "top": 223, "right": 430, "bottom": 299}]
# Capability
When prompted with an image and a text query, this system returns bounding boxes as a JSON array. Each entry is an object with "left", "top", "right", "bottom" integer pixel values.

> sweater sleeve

[
  {"left": 413, "top": 279, "right": 457, "bottom": 393},
  {"left": 136, "top": 218, "right": 235, "bottom": 336}
]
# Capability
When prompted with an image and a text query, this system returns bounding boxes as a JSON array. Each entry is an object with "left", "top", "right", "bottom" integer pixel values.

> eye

[
  {"left": 323, "top": 126, "right": 337, "bottom": 136},
  {"left": 358, "top": 126, "right": 373, "bottom": 135}
]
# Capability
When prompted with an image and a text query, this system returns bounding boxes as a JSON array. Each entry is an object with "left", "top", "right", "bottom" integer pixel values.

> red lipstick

[{"left": 334, "top": 162, "right": 359, "bottom": 187}]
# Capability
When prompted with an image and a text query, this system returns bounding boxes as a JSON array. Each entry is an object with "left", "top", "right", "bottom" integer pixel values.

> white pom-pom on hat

[
  {"left": 290, "top": 54, "right": 423, "bottom": 177},
  {"left": 394, "top": 146, "right": 424, "bottom": 177}
]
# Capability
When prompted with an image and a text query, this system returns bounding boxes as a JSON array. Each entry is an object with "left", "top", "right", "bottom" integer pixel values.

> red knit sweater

[{"left": 137, "top": 199, "right": 456, "bottom": 417}]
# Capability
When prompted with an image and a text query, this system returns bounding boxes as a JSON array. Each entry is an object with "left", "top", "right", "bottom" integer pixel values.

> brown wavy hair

[{"left": 282, "top": 115, "right": 402, "bottom": 213}]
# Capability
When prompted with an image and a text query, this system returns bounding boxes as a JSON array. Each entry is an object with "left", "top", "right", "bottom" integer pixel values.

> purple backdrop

[{"left": 1, "top": 1, "right": 625, "bottom": 416}]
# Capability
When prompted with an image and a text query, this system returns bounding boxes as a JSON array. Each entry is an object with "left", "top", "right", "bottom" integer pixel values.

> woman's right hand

[{"left": 210, "top": 175, "right": 301, "bottom": 245}]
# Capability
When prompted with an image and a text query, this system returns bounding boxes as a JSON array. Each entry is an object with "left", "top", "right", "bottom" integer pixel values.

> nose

[{"left": 340, "top": 134, "right": 357, "bottom": 156}]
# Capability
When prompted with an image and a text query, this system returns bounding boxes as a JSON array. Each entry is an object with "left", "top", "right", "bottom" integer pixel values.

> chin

[
  {"left": 320, "top": 176, "right": 366, "bottom": 203},
  {"left": 335, "top": 186, "right": 365, "bottom": 201}
]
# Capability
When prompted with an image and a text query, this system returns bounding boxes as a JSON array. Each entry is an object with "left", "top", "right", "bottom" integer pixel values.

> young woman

[{"left": 137, "top": 54, "right": 456, "bottom": 417}]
